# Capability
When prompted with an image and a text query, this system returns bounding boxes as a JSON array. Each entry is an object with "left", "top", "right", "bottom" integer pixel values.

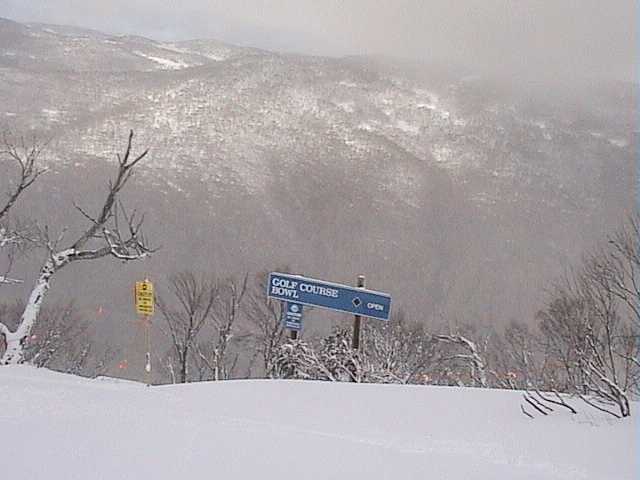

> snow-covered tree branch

[
  {"left": 435, "top": 333, "right": 488, "bottom": 388},
  {"left": 0, "top": 130, "right": 153, "bottom": 365}
]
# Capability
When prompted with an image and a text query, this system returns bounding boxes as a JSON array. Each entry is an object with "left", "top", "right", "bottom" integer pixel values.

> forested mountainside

[{"left": 0, "top": 16, "right": 635, "bottom": 342}]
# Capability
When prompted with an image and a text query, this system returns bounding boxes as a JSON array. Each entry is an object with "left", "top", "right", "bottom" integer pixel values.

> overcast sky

[{"left": 0, "top": 0, "right": 636, "bottom": 81}]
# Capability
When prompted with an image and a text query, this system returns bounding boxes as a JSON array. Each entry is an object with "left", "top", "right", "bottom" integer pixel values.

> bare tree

[
  {"left": 536, "top": 288, "right": 594, "bottom": 393},
  {"left": 488, "top": 321, "right": 540, "bottom": 390},
  {"left": 157, "top": 271, "right": 219, "bottom": 383},
  {"left": 245, "top": 271, "right": 287, "bottom": 376},
  {"left": 0, "top": 131, "right": 47, "bottom": 223},
  {"left": 0, "top": 131, "right": 46, "bottom": 286},
  {"left": 536, "top": 243, "right": 638, "bottom": 417},
  {"left": 577, "top": 254, "right": 634, "bottom": 417},
  {"left": 0, "top": 130, "right": 153, "bottom": 365},
  {"left": 25, "top": 302, "right": 88, "bottom": 368},
  {"left": 0, "top": 300, "right": 116, "bottom": 377},
  {"left": 196, "top": 274, "right": 249, "bottom": 381},
  {"left": 602, "top": 215, "right": 640, "bottom": 327}
]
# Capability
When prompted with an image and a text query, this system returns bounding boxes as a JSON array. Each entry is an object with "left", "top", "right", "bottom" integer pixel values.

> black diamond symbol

[{"left": 352, "top": 297, "right": 362, "bottom": 308}]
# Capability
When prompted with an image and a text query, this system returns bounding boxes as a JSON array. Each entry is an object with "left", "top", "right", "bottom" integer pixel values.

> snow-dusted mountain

[{"left": 0, "top": 16, "right": 635, "bottom": 333}]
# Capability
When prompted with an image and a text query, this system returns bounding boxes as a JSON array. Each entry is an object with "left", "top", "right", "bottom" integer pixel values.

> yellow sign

[{"left": 135, "top": 279, "right": 154, "bottom": 316}]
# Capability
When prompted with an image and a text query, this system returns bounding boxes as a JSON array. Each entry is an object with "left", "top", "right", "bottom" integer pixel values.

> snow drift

[{"left": 0, "top": 366, "right": 636, "bottom": 479}]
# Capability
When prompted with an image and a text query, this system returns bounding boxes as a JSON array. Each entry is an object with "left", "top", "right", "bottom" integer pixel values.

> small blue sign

[
  {"left": 282, "top": 302, "right": 303, "bottom": 331},
  {"left": 268, "top": 273, "right": 391, "bottom": 321}
]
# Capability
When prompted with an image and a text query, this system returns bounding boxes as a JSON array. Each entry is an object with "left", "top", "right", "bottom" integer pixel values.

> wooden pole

[{"left": 352, "top": 275, "right": 365, "bottom": 350}]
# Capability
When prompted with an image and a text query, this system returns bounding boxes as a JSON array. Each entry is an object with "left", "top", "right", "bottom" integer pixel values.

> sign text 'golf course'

[{"left": 267, "top": 272, "right": 391, "bottom": 320}]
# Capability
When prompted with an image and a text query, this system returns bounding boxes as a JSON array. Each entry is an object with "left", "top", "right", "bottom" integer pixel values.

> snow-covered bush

[
  {"left": 269, "top": 340, "right": 319, "bottom": 380},
  {"left": 316, "top": 327, "right": 364, "bottom": 382},
  {"left": 364, "top": 315, "right": 436, "bottom": 384}
]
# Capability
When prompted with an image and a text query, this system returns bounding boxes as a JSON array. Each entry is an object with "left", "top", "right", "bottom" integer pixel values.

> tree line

[{"left": 1, "top": 130, "right": 637, "bottom": 419}]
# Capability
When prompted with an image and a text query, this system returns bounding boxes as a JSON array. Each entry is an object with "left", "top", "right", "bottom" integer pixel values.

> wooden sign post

[{"left": 351, "top": 275, "right": 366, "bottom": 350}]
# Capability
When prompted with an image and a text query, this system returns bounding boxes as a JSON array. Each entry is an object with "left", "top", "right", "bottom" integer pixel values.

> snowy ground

[{"left": 0, "top": 366, "right": 637, "bottom": 479}]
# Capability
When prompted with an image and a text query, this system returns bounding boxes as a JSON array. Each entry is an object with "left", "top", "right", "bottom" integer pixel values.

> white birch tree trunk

[{"left": 1, "top": 257, "right": 58, "bottom": 364}]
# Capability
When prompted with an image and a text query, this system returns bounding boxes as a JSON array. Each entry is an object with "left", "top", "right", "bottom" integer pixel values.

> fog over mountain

[
  {"left": 1, "top": 0, "right": 636, "bottom": 82},
  {"left": 0, "top": 16, "right": 635, "bottom": 362}
]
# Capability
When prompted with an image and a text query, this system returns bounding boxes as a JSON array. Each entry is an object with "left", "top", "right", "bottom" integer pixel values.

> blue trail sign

[
  {"left": 282, "top": 302, "right": 303, "bottom": 331},
  {"left": 267, "top": 272, "right": 391, "bottom": 321}
]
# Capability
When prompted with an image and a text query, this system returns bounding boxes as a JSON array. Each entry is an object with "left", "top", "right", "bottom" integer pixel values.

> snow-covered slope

[{"left": 0, "top": 366, "right": 636, "bottom": 479}]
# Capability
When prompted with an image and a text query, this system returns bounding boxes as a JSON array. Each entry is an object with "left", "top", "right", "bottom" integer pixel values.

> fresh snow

[
  {"left": 162, "top": 42, "right": 231, "bottom": 61},
  {"left": 608, "top": 138, "right": 629, "bottom": 148},
  {"left": 133, "top": 51, "right": 191, "bottom": 70},
  {"left": 41, "top": 108, "right": 63, "bottom": 122},
  {"left": 396, "top": 120, "right": 420, "bottom": 135},
  {"left": 0, "top": 366, "right": 636, "bottom": 479},
  {"left": 157, "top": 43, "right": 190, "bottom": 54}
]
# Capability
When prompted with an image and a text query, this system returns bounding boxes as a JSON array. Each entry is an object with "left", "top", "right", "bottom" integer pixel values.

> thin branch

[
  {"left": 520, "top": 404, "right": 534, "bottom": 419},
  {"left": 523, "top": 393, "right": 548, "bottom": 416},
  {"left": 535, "top": 389, "right": 578, "bottom": 414},
  {"left": 577, "top": 393, "right": 621, "bottom": 418}
]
